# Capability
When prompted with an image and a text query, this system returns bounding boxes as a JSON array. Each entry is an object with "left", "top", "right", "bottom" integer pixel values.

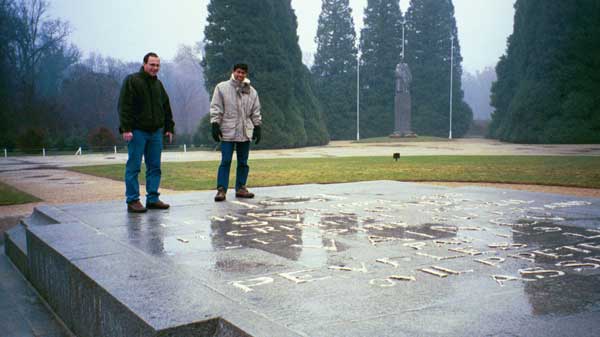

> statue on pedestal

[{"left": 390, "top": 62, "right": 416, "bottom": 138}]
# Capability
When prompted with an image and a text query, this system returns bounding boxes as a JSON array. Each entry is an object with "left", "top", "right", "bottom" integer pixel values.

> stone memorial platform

[{"left": 4, "top": 181, "right": 600, "bottom": 336}]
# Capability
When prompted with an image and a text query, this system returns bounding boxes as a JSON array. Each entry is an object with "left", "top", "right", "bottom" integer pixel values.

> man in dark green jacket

[{"left": 118, "top": 52, "right": 175, "bottom": 213}]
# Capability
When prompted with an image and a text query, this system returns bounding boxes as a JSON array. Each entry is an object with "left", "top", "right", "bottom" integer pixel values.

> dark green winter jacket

[{"left": 118, "top": 67, "right": 175, "bottom": 134}]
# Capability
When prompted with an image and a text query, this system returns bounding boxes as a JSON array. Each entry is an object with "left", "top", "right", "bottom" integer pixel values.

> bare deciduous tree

[
  {"left": 160, "top": 44, "right": 210, "bottom": 135},
  {"left": 12, "top": 0, "right": 74, "bottom": 100}
]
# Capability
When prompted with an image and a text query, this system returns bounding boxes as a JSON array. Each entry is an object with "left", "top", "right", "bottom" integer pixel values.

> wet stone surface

[{"left": 47, "top": 181, "right": 600, "bottom": 336}]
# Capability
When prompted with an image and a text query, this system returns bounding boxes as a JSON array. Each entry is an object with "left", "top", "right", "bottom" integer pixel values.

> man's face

[
  {"left": 233, "top": 68, "right": 247, "bottom": 82},
  {"left": 143, "top": 56, "right": 160, "bottom": 76}
]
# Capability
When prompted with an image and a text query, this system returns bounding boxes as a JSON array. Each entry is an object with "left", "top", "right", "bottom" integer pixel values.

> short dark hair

[
  {"left": 233, "top": 63, "right": 248, "bottom": 72},
  {"left": 144, "top": 52, "right": 159, "bottom": 64}
]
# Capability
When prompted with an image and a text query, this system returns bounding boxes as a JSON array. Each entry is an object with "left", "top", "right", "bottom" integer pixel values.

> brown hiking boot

[
  {"left": 235, "top": 186, "right": 254, "bottom": 199},
  {"left": 127, "top": 200, "right": 147, "bottom": 213},
  {"left": 146, "top": 200, "right": 170, "bottom": 210},
  {"left": 214, "top": 187, "right": 226, "bottom": 202}
]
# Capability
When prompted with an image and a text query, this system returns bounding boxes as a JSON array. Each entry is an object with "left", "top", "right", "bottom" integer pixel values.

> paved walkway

[{"left": 4, "top": 139, "right": 600, "bottom": 168}]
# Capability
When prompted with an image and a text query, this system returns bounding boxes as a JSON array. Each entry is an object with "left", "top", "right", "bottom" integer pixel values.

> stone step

[
  {"left": 25, "top": 205, "right": 81, "bottom": 227},
  {"left": 4, "top": 222, "right": 28, "bottom": 278},
  {"left": 25, "top": 219, "right": 293, "bottom": 337},
  {"left": 0, "top": 249, "right": 72, "bottom": 337},
  {"left": 4, "top": 204, "right": 76, "bottom": 278}
]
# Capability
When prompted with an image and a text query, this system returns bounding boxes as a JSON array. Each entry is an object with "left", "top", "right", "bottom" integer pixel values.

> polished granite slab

[{"left": 17, "top": 181, "right": 600, "bottom": 336}]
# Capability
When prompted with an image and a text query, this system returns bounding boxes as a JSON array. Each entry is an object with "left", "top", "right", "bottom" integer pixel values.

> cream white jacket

[{"left": 210, "top": 76, "right": 261, "bottom": 142}]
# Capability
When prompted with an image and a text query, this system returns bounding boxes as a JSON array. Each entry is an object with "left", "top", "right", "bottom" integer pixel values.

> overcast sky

[{"left": 50, "top": 0, "right": 515, "bottom": 73}]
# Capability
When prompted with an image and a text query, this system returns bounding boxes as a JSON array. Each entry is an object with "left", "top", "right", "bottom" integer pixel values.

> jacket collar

[
  {"left": 230, "top": 74, "right": 251, "bottom": 94},
  {"left": 139, "top": 66, "right": 157, "bottom": 80}
]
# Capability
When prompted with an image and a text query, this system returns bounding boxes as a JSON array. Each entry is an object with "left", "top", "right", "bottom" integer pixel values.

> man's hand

[
  {"left": 165, "top": 131, "right": 174, "bottom": 144},
  {"left": 253, "top": 125, "right": 261, "bottom": 145},
  {"left": 122, "top": 132, "right": 133, "bottom": 142},
  {"left": 211, "top": 123, "right": 222, "bottom": 142}
]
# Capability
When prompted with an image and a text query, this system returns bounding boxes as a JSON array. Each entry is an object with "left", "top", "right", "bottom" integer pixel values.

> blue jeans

[
  {"left": 125, "top": 129, "right": 163, "bottom": 204},
  {"left": 217, "top": 141, "right": 250, "bottom": 191}
]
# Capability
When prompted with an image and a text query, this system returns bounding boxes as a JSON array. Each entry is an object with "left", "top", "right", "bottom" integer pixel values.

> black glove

[
  {"left": 211, "top": 123, "right": 222, "bottom": 142},
  {"left": 253, "top": 125, "right": 261, "bottom": 144}
]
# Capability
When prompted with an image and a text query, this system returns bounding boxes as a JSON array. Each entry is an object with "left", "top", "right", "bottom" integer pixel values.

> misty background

[
  {"left": 2, "top": 0, "right": 596, "bottom": 151},
  {"left": 49, "top": 0, "right": 509, "bottom": 121}
]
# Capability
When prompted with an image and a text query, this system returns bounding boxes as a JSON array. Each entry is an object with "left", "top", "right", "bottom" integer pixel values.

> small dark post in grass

[{"left": 393, "top": 153, "right": 400, "bottom": 161}]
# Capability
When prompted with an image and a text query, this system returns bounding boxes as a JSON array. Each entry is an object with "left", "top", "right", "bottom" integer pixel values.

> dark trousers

[{"left": 217, "top": 141, "right": 250, "bottom": 191}]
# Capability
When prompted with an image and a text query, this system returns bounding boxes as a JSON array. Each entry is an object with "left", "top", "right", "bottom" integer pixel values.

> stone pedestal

[
  {"left": 390, "top": 62, "right": 416, "bottom": 138},
  {"left": 390, "top": 92, "right": 416, "bottom": 138}
]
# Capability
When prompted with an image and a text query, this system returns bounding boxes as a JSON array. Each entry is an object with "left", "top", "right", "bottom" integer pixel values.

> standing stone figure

[{"left": 390, "top": 62, "right": 416, "bottom": 137}]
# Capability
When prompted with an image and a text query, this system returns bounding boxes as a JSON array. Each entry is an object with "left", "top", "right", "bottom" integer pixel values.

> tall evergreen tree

[
  {"left": 200, "top": 0, "right": 329, "bottom": 148},
  {"left": 405, "top": 0, "right": 472, "bottom": 137},
  {"left": 311, "top": 0, "right": 358, "bottom": 140},
  {"left": 0, "top": 0, "right": 19, "bottom": 147},
  {"left": 489, "top": 0, "right": 600, "bottom": 143},
  {"left": 359, "top": 0, "right": 403, "bottom": 138}
]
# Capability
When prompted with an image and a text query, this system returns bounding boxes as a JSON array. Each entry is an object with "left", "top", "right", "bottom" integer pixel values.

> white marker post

[
  {"left": 449, "top": 35, "right": 454, "bottom": 140},
  {"left": 356, "top": 51, "right": 360, "bottom": 141}
]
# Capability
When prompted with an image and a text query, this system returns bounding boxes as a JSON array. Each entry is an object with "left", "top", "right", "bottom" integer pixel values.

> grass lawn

[
  {"left": 0, "top": 181, "right": 40, "bottom": 206},
  {"left": 353, "top": 136, "right": 448, "bottom": 143},
  {"left": 69, "top": 156, "right": 600, "bottom": 191}
]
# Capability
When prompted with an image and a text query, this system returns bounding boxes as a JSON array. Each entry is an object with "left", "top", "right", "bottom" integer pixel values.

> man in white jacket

[{"left": 210, "top": 63, "right": 262, "bottom": 202}]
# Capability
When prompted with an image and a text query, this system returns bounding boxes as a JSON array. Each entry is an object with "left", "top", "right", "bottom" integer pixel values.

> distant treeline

[
  {"left": 198, "top": 0, "right": 473, "bottom": 146},
  {"left": 489, "top": 0, "right": 600, "bottom": 143},
  {"left": 0, "top": 0, "right": 208, "bottom": 152},
  {"left": 2, "top": 0, "right": 474, "bottom": 151},
  {"left": 4, "top": 0, "right": 594, "bottom": 152}
]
